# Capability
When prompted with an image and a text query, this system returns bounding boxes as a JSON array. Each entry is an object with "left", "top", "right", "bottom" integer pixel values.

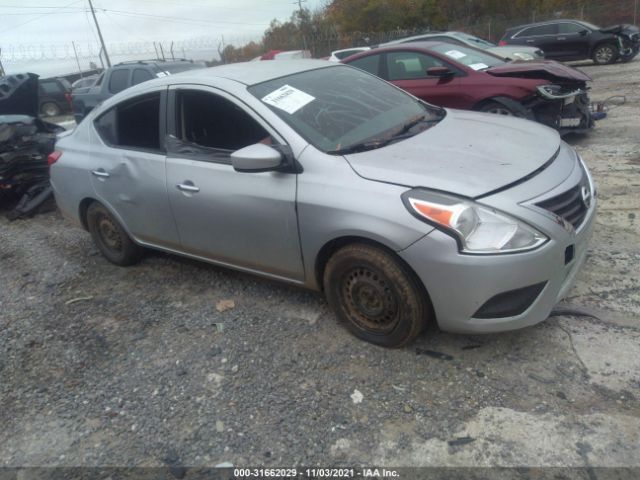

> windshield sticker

[
  {"left": 444, "top": 50, "right": 466, "bottom": 60},
  {"left": 262, "top": 85, "right": 315, "bottom": 114},
  {"left": 469, "top": 63, "right": 489, "bottom": 70}
]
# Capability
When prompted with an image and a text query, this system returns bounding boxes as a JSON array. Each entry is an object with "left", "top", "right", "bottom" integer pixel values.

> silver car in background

[
  {"left": 382, "top": 31, "right": 545, "bottom": 61},
  {"left": 50, "top": 60, "right": 596, "bottom": 347}
]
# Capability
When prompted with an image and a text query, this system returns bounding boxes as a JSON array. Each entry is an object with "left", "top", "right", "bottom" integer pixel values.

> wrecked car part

[
  {"left": 536, "top": 85, "right": 584, "bottom": 100},
  {"left": 1, "top": 80, "right": 64, "bottom": 219}
]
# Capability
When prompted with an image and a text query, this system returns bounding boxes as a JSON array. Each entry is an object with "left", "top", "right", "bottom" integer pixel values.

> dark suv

[
  {"left": 39, "top": 77, "right": 73, "bottom": 117},
  {"left": 500, "top": 19, "right": 639, "bottom": 65},
  {"left": 71, "top": 59, "right": 206, "bottom": 122}
]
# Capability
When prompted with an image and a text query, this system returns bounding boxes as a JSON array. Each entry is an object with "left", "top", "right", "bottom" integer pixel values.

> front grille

[{"left": 536, "top": 183, "right": 588, "bottom": 229}]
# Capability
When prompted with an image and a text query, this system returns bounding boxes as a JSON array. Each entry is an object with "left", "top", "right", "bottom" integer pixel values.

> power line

[
  {"left": 95, "top": 8, "right": 272, "bottom": 26},
  {"left": 0, "top": 0, "right": 83, "bottom": 35}
]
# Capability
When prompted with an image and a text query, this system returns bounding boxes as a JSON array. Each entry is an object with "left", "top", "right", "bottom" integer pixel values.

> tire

[
  {"left": 592, "top": 43, "right": 618, "bottom": 65},
  {"left": 478, "top": 101, "right": 518, "bottom": 116},
  {"left": 323, "top": 243, "right": 430, "bottom": 348},
  {"left": 40, "top": 102, "right": 61, "bottom": 117},
  {"left": 86, "top": 202, "right": 143, "bottom": 266}
]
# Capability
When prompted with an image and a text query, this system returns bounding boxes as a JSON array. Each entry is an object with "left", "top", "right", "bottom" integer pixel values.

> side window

[
  {"left": 39, "top": 81, "right": 64, "bottom": 94},
  {"left": 131, "top": 69, "right": 153, "bottom": 86},
  {"left": 94, "top": 93, "right": 161, "bottom": 151},
  {"left": 175, "top": 90, "right": 269, "bottom": 152},
  {"left": 347, "top": 54, "right": 381, "bottom": 76},
  {"left": 558, "top": 23, "right": 587, "bottom": 34},
  {"left": 386, "top": 51, "right": 444, "bottom": 81},
  {"left": 519, "top": 24, "right": 558, "bottom": 37},
  {"left": 108, "top": 69, "right": 130, "bottom": 94}
]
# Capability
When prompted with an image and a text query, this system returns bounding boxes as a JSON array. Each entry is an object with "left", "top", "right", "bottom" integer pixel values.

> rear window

[{"left": 39, "top": 81, "right": 64, "bottom": 94}]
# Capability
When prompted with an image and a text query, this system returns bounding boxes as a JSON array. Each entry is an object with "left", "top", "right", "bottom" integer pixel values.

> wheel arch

[{"left": 472, "top": 96, "right": 535, "bottom": 119}]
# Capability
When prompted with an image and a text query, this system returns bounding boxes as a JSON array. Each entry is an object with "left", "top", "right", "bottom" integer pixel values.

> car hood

[
  {"left": 486, "top": 60, "right": 591, "bottom": 83},
  {"left": 600, "top": 24, "right": 640, "bottom": 36},
  {"left": 344, "top": 109, "right": 561, "bottom": 198}
]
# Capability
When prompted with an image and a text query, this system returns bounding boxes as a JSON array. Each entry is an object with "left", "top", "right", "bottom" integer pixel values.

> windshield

[
  {"left": 248, "top": 65, "right": 444, "bottom": 154},
  {"left": 451, "top": 32, "right": 497, "bottom": 49},
  {"left": 430, "top": 44, "right": 505, "bottom": 70}
]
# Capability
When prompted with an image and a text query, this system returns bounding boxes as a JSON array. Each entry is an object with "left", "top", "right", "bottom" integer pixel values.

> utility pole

[
  {"left": 72, "top": 41, "right": 82, "bottom": 75},
  {"left": 88, "top": 0, "right": 111, "bottom": 67},
  {"left": 0, "top": 48, "right": 5, "bottom": 77},
  {"left": 294, "top": 0, "right": 308, "bottom": 51}
]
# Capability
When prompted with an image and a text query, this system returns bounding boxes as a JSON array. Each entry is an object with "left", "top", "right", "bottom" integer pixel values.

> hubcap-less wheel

[
  {"left": 86, "top": 202, "right": 143, "bottom": 266},
  {"left": 594, "top": 45, "right": 615, "bottom": 64},
  {"left": 341, "top": 267, "right": 399, "bottom": 334},
  {"left": 97, "top": 214, "right": 123, "bottom": 252},
  {"left": 323, "top": 243, "right": 432, "bottom": 348}
]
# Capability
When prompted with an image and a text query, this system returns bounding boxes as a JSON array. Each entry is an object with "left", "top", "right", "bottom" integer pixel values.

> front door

[{"left": 164, "top": 86, "right": 304, "bottom": 281}]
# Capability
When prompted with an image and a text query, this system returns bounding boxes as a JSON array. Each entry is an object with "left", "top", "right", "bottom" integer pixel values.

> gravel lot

[{"left": 1, "top": 58, "right": 639, "bottom": 470}]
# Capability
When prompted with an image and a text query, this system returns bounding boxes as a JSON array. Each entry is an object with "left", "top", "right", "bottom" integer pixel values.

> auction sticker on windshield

[
  {"left": 445, "top": 50, "right": 466, "bottom": 60},
  {"left": 469, "top": 63, "right": 489, "bottom": 70},
  {"left": 262, "top": 85, "right": 315, "bottom": 114}
]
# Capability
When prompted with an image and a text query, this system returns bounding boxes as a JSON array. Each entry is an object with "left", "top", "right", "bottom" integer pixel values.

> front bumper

[
  {"left": 528, "top": 89, "right": 594, "bottom": 136},
  {"left": 398, "top": 163, "right": 597, "bottom": 334}
]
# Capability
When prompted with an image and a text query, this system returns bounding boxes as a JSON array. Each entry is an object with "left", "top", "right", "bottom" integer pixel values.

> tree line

[{"left": 215, "top": 0, "right": 635, "bottom": 63}]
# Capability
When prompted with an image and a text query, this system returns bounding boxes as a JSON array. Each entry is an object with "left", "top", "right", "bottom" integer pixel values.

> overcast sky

[{"left": 1, "top": 0, "right": 325, "bottom": 77}]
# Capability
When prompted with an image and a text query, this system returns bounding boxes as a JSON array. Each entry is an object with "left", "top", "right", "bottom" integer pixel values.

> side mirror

[
  {"left": 579, "top": 29, "right": 589, "bottom": 36},
  {"left": 426, "top": 66, "right": 455, "bottom": 78},
  {"left": 231, "top": 143, "right": 283, "bottom": 173}
]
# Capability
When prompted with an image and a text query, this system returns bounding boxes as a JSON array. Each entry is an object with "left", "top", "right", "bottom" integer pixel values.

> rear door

[
  {"left": 164, "top": 85, "right": 303, "bottom": 280},
  {"left": 383, "top": 50, "right": 464, "bottom": 108},
  {"left": 512, "top": 23, "right": 560, "bottom": 58},
  {"left": 90, "top": 88, "right": 180, "bottom": 248}
]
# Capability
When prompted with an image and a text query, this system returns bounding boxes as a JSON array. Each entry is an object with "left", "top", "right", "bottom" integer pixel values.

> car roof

[
  {"left": 153, "top": 59, "right": 335, "bottom": 87},
  {"left": 364, "top": 40, "right": 451, "bottom": 52},
  {"left": 507, "top": 19, "right": 589, "bottom": 31}
]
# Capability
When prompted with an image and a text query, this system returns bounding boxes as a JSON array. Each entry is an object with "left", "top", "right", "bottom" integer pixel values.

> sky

[{"left": 0, "top": 0, "right": 326, "bottom": 77}]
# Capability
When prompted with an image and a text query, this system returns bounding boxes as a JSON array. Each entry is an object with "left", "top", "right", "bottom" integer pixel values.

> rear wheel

[
  {"left": 323, "top": 243, "right": 430, "bottom": 348},
  {"left": 592, "top": 43, "right": 618, "bottom": 65},
  {"left": 40, "top": 102, "right": 61, "bottom": 117},
  {"left": 86, "top": 202, "right": 143, "bottom": 266}
]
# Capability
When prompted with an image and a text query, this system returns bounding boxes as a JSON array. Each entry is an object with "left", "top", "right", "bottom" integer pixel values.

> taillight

[
  {"left": 498, "top": 40, "right": 507, "bottom": 46},
  {"left": 65, "top": 92, "right": 72, "bottom": 105},
  {"left": 48, "top": 151, "right": 62, "bottom": 166}
]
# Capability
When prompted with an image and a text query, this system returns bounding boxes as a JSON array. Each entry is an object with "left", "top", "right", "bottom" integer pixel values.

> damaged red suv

[{"left": 343, "top": 41, "right": 593, "bottom": 135}]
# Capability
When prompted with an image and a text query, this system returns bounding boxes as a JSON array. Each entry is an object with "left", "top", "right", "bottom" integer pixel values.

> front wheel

[
  {"left": 323, "top": 243, "right": 431, "bottom": 348},
  {"left": 86, "top": 202, "right": 143, "bottom": 266},
  {"left": 592, "top": 43, "right": 619, "bottom": 65},
  {"left": 478, "top": 101, "right": 518, "bottom": 116}
]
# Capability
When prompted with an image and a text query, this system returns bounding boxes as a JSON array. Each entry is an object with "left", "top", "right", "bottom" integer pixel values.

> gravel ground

[{"left": 1, "top": 58, "right": 639, "bottom": 470}]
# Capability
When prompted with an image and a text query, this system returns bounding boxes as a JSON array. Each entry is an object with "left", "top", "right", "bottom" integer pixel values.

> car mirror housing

[
  {"left": 231, "top": 143, "right": 284, "bottom": 173},
  {"left": 579, "top": 29, "right": 590, "bottom": 36},
  {"left": 426, "top": 67, "right": 455, "bottom": 78}
]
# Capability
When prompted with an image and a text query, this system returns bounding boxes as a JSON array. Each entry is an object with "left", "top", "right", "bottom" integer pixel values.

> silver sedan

[{"left": 50, "top": 60, "right": 596, "bottom": 347}]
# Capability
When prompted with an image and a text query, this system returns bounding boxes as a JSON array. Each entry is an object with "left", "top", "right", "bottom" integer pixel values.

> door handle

[
  {"left": 557, "top": 36, "right": 567, "bottom": 40},
  {"left": 526, "top": 39, "right": 535, "bottom": 43},
  {"left": 176, "top": 183, "right": 200, "bottom": 193},
  {"left": 91, "top": 169, "right": 110, "bottom": 178}
]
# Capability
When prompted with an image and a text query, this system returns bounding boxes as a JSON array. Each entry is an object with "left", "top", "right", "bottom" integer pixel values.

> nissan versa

[{"left": 50, "top": 60, "right": 597, "bottom": 347}]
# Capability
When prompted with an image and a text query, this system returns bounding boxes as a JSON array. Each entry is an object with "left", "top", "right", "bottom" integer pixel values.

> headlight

[{"left": 402, "top": 189, "right": 548, "bottom": 254}]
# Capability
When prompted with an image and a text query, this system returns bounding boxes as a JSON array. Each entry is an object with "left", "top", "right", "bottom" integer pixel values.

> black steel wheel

[
  {"left": 40, "top": 102, "right": 61, "bottom": 117},
  {"left": 86, "top": 202, "right": 143, "bottom": 266},
  {"left": 324, "top": 243, "right": 431, "bottom": 347}
]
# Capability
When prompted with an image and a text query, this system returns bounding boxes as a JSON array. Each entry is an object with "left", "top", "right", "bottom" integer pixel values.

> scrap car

[
  {"left": 500, "top": 19, "right": 640, "bottom": 65},
  {"left": 343, "top": 41, "right": 594, "bottom": 135},
  {"left": 50, "top": 60, "right": 596, "bottom": 348},
  {"left": 0, "top": 73, "right": 64, "bottom": 220}
]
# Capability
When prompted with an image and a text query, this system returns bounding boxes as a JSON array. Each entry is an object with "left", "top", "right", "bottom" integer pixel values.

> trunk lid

[{"left": 344, "top": 109, "right": 561, "bottom": 198}]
